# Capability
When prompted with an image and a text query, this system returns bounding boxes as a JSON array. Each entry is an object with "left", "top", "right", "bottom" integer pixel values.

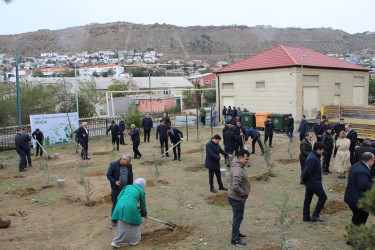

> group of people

[{"left": 222, "top": 106, "right": 250, "bottom": 124}]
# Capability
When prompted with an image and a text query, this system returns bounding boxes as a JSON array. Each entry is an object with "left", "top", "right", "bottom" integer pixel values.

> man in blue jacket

[
  {"left": 314, "top": 118, "right": 323, "bottom": 142},
  {"left": 234, "top": 121, "right": 247, "bottom": 155},
  {"left": 245, "top": 128, "right": 264, "bottom": 155},
  {"left": 167, "top": 126, "right": 184, "bottom": 161},
  {"left": 128, "top": 124, "right": 142, "bottom": 159},
  {"left": 76, "top": 122, "right": 90, "bottom": 160},
  {"left": 264, "top": 116, "right": 275, "bottom": 148},
  {"left": 344, "top": 152, "right": 374, "bottom": 226},
  {"left": 15, "top": 127, "right": 27, "bottom": 172},
  {"left": 106, "top": 153, "right": 134, "bottom": 228},
  {"left": 119, "top": 118, "right": 127, "bottom": 145},
  {"left": 301, "top": 142, "right": 327, "bottom": 222},
  {"left": 298, "top": 115, "right": 309, "bottom": 141},
  {"left": 22, "top": 129, "right": 32, "bottom": 168},
  {"left": 156, "top": 119, "right": 169, "bottom": 157},
  {"left": 205, "top": 134, "right": 232, "bottom": 193},
  {"left": 141, "top": 113, "right": 153, "bottom": 143}
]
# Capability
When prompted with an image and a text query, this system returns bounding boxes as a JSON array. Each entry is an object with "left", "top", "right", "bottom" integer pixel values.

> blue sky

[{"left": 0, "top": 0, "right": 373, "bottom": 35}]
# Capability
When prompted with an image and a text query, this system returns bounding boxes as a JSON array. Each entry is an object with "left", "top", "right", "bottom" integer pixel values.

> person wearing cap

[
  {"left": 110, "top": 178, "right": 147, "bottom": 248},
  {"left": 106, "top": 153, "right": 134, "bottom": 229},
  {"left": 15, "top": 127, "right": 27, "bottom": 172},
  {"left": 205, "top": 134, "right": 232, "bottom": 193},
  {"left": 167, "top": 126, "right": 184, "bottom": 161},
  {"left": 321, "top": 126, "right": 334, "bottom": 175},
  {"left": 32, "top": 128, "right": 44, "bottom": 157},
  {"left": 264, "top": 116, "right": 274, "bottom": 148},
  {"left": 286, "top": 113, "right": 294, "bottom": 141},
  {"left": 107, "top": 121, "right": 122, "bottom": 151}
]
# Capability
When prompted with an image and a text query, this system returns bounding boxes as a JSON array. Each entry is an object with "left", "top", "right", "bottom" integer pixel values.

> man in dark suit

[
  {"left": 222, "top": 106, "right": 228, "bottom": 123},
  {"left": 119, "top": 118, "right": 127, "bottom": 145},
  {"left": 232, "top": 106, "right": 237, "bottom": 120},
  {"left": 245, "top": 128, "right": 264, "bottom": 155},
  {"left": 264, "top": 116, "right": 275, "bottom": 148},
  {"left": 298, "top": 115, "right": 309, "bottom": 141},
  {"left": 106, "top": 153, "right": 134, "bottom": 228},
  {"left": 299, "top": 132, "right": 313, "bottom": 174},
  {"left": 344, "top": 152, "right": 374, "bottom": 226},
  {"left": 321, "top": 126, "right": 334, "bottom": 175},
  {"left": 128, "top": 124, "right": 142, "bottom": 159},
  {"left": 22, "top": 129, "right": 32, "bottom": 168},
  {"left": 234, "top": 120, "right": 247, "bottom": 155},
  {"left": 224, "top": 125, "right": 238, "bottom": 161},
  {"left": 162, "top": 113, "right": 171, "bottom": 126},
  {"left": 32, "top": 128, "right": 44, "bottom": 157},
  {"left": 346, "top": 124, "right": 357, "bottom": 165},
  {"left": 156, "top": 119, "right": 169, "bottom": 157},
  {"left": 222, "top": 121, "right": 231, "bottom": 146},
  {"left": 354, "top": 138, "right": 375, "bottom": 164},
  {"left": 15, "top": 127, "right": 27, "bottom": 172},
  {"left": 107, "top": 121, "right": 122, "bottom": 151},
  {"left": 76, "top": 122, "right": 90, "bottom": 160},
  {"left": 314, "top": 118, "right": 323, "bottom": 142},
  {"left": 286, "top": 113, "right": 294, "bottom": 141},
  {"left": 205, "top": 134, "right": 231, "bottom": 193},
  {"left": 301, "top": 142, "right": 327, "bottom": 222},
  {"left": 167, "top": 126, "right": 184, "bottom": 161},
  {"left": 141, "top": 113, "right": 153, "bottom": 142}
]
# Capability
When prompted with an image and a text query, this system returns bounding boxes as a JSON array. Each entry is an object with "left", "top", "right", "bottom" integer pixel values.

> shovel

[
  {"left": 35, "top": 140, "right": 51, "bottom": 159},
  {"left": 160, "top": 140, "right": 182, "bottom": 158},
  {"left": 241, "top": 134, "right": 247, "bottom": 150},
  {"left": 148, "top": 216, "right": 175, "bottom": 230}
]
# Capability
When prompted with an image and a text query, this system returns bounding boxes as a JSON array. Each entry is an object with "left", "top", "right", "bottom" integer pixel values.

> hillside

[{"left": 1, "top": 22, "right": 375, "bottom": 61}]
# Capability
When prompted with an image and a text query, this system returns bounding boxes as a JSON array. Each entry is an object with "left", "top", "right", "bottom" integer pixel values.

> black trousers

[
  {"left": 299, "top": 158, "right": 306, "bottom": 173},
  {"left": 349, "top": 150, "right": 355, "bottom": 165},
  {"left": 120, "top": 133, "right": 125, "bottom": 145},
  {"left": 299, "top": 133, "right": 304, "bottom": 141},
  {"left": 160, "top": 138, "right": 169, "bottom": 156},
  {"left": 133, "top": 141, "right": 141, "bottom": 158},
  {"left": 208, "top": 169, "right": 224, "bottom": 189},
  {"left": 201, "top": 116, "right": 206, "bottom": 126},
  {"left": 234, "top": 143, "right": 243, "bottom": 156},
  {"left": 111, "top": 188, "right": 122, "bottom": 223},
  {"left": 25, "top": 148, "right": 32, "bottom": 167},
  {"left": 144, "top": 130, "right": 150, "bottom": 142},
  {"left": 322, "top": 151, "right": 332, "bottom": 172},
  {"left": 252, "top": 135, "right": 264, "bottom": 154},
  {"left": 35, "top": 141, "right": 43, "bottom": 156},
  {"left": 264, "top": 133, "right": 273, "bottom": 146},
  {"left": 349, "top": 205, "right": 369, "bottom": 226},
  {"left": 112, "top": 136, "right": 119, "bottom": 151},
  {"left": 80, "top": 141, "right": 88, "bottom": 159},
  {"left": 172, "top": 142, "right": 181, "bottom": 159},
  {"left": 303, "top": 185, "right": 327, "bottom": 219}
]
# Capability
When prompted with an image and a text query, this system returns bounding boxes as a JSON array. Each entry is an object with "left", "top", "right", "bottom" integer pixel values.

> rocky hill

[{"left": 1, "top": 22, "right": 375, "bottom": 61}]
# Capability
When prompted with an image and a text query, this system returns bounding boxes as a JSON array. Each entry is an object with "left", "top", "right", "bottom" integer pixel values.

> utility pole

[
  {"left": 75, "top": 63, "right": 79, "bottom": 117},
  {"left": 15, "top": 53, "right": 21, "bottom": 128},
  {"left": 149, "top": 73, "right": 152, "bottom": 113}
]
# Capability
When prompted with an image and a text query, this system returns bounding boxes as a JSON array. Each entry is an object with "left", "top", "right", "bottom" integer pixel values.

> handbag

[{"left": 133, "top": 185, "right": 147, "bottom": 217}]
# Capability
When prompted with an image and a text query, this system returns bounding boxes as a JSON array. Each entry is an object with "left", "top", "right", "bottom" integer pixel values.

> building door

[
  {"left": 353, "top": 87, "right": 365, "bottom": 106},
  {"left": 303, "top": 87, "right": 319, "bottom": 119},
  {"left": 222, "top": 96, "right": 235, "bottom": 108},
  {"left": 334, "top": 95, "right": 340, "bottom": 105}
]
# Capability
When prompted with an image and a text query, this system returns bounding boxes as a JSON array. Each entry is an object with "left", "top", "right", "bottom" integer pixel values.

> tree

[
  {"left": 182, "top": 90, "right": 201, "bottom": 109},
  {"left": 107, "top": 79, "right": 136, "bottom": 97},
  {"left": 92, "top": 71, "right": 99, "bottom": 77},
  {"left": 78, "top": 78, "right": 105, "bottom": 117},
  {"left": 32, "top": 69, "right": 43, "bottom": 77},
  {"left": 202, "top": 83, "right": 216, "bottom": 104},
  {"left": 128, "top": 67, "right": 152, "bottom": 77}
]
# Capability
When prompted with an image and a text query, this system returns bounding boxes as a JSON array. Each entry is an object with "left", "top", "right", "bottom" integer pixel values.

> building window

[
  {"left": 142, "top": 101, "right": 145, "bottom": 104},
  {"left": 211, "top": 80, "right": 216, "bottom": 85},
  {"left": 335, "top": 83, "right": 341, "bottom": 90},
  {"left": 303, "top": 75, "right": 319, "bottom": 82},
  {"left": 256, "top": 81, "right": 265, "bottom": 88},
  {"left": 354, "top": 76, "right": 364, "bottom": 83},
  {"left": 205, "top": 80, "right": 209, "bottom": 83},
  {"left": 222, "top": 82, "right": 234, "bottom": 89}
]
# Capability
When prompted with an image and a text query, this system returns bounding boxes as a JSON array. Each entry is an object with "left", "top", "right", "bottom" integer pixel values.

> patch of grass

[{"left": 36, "top": 190, "right": 62, "bottom": 206}]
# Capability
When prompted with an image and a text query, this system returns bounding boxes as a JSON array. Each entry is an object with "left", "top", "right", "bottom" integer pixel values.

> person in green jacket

[{"left": 111, "top": 178, "right": 148, "bottom": 248}]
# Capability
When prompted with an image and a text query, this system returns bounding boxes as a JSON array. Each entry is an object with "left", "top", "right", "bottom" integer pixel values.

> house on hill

[{"left": 215, "top": 45, "right": 370, "bottom": 122}]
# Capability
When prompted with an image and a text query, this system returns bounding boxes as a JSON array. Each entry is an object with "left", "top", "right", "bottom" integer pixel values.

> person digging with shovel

[{"left": 167, "top": 126, "right": 184, "bottom": 161}]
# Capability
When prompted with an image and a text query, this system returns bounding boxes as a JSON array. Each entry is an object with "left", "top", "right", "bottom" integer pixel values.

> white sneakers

[
  {"left": 111, "top": 242, "right": 120, "bottom": 248},
  {"left": 130, "top": 241, "right": 139, "bottom": 246}
]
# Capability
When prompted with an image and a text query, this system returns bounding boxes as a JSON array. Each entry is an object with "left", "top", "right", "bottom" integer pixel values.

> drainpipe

[{"left": 217, "top": 74, "right": 221, "bottom": 123}]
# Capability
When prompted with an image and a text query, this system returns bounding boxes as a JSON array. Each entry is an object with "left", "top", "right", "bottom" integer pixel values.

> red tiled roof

[
  {"left": 215, "top": 45, "right": 369, "bottom": 73},
  {"left": 79, "top": 64, "right": 120, "bottom": 69}
]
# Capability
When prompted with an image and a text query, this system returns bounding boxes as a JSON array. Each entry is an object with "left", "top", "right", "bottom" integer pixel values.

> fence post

[{"left": 186, "top": 115, "right": 188, "bottom": 142}]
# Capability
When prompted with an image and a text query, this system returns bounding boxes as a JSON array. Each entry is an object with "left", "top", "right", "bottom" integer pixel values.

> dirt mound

[
  {"left": 6, "top": 187, "right": 37, "bottom": 197},
  {"left": 141, "top": 226, "right": 193, "bottom": 246},
  {"left": 184, "top": 163, "right": 205, "bottom": 172},
  {"left": 96, "top": 194, "right": 112, "bottom": 204},
  {"left": 321, "top": 200, "right": 349, "bottom": 214},
  {"left": 276, "top": 159, "right": 299, "bottom": 165},
  {"left": 204, "top": 192, "right": 228, "bottom": 205},
  {"left": 141, "top": 161, "right": 164, "bottom": 166},
  {"left": 86, "top": 170, "right": 105, "bottom": 177},
  {"left": 92, "top": 151, "right": 109, "bottom": 156},
  {"left": 32, "top": 157, "right": 56, "bottom": 162},
  {"left": 147, "top": 179, "right": 170, "bottom": 187},
  {"left": 185, "top": 149, "right": 199, "bottom": 154},
  {"left": 0, "top": 217, "right": 11, "bottom": 228},
  {"left": 328, "top": 183, "right": 346, "bottom": 194},
  {"left": 62, "top": 196, "right": 97, "bottom": 206},
  {"left": 249, "top": 173, "right": 275, "bottom": 182}
]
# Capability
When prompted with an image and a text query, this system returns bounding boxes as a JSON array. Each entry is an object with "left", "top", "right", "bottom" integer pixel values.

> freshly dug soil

[
  {"left": 321, "top": 200, "right": 349, "bottom": 214},
  {"left": 92, "top": 151, "right": 109, "bottom": 156},
  {"left": 184, "top": 163, "right": 205, "bottom": 172},
  {"left": 62, "top": 196, "right": 98, "bottom": 207},
  {"left": 141, "top": 226, "right": 193, "bottom": 246},
  {"left": 41, "top": 185, "right": 54, "bottom": 189},
  {"left": 328, "top": 183, "right": 346, "bottom": 194},
  {"left": 0, "top": 217, "right": 11, "bottom": 228},
  {"left": 6, "top": 187, "right": 37, "bottom": 197},
  {"left": 185, "top": 149, "right": 199, "bottom": 154},
  {"left": 204, "top": 192, "right": 228, "bottom": 206},
  {"left": 86, "top": 170, "right": 105, "bottom": 177},
  {"left": 276, "top": 159, "right": 299, "bottom": 165},
  {"left": 259, "top": 245, "right": 281, "bottom": 250},
  {"left": 96, "top": 194, "right": 112, "bottom": 204},
  {"left": 249, "top": 173, "right": 276, "bottom": 182},
  {"left": 141, "top": 161, "right": 164, "bottom": 166},
  {"left": 147, "top": 179, "right": 170, "bottom": 187},
  {"left": 32, "top": 157, "right": 56, "bottom": 162}
]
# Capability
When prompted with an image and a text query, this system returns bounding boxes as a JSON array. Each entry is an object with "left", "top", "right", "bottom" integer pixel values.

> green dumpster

[
  {"left": 241, "top": 112, "right": 255, "bottom": 128},
  {"left": 269, "top": 113, "right": 289, "bottom": 132}
]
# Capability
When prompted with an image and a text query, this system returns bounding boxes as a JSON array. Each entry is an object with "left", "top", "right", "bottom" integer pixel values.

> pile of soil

[
  {"left": 41, "top": 185, "right": 54, "bottom": 189},
  {"left": 276, "top": 159, "right": 299, "bottom": 165},
  {"left": 96, "top": 194, "right": 112, "bottom": 204},
  {"left": 86, "top": 170, "right": 105, "bottom": 177},
  {"left": 249, "top": 173, "right": 275, "bottom": 182},
  {"left": 147, "top": 179, "right": 170, "bottom": 187},
  {"left": 185, "top": 149, "right": 199, "bottom": 154},
  {"left": 204, "top": 192, "right": 228, "bottom": 205},
  {"left": 92, "top": 151, "right": 109, "bottom": 156},
  {"left": 62, "top": 196, "right": 98, "bottom": 207},
  {"left": 321, "top": 200, "right": 349, "bottom": 214},
  {"left": 328, "top": 183, "right": 346, "bottom": 194},
  {"left": 184, "top": 163, "right": 205, "bottom": 172},
  {"left": 141, "top": 226, "right": 193, "bottom": 246},
  {"left": 141, "top": 161, "right": 164, "bottom": 166},
  {"left": 0, "top": 217, "right": 11, "bottom": 228},
  {"left": 6, "top": 187, "right": 37, "bottom": 197}
]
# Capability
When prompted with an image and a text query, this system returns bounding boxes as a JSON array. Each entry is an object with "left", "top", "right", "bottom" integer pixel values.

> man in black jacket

[
  {"left": 232, "top": 106, "right": 238, "bottom": 120},
  {"left": 15, "top": 128, "right": 27, "bottom": 172},
  {"left": 167, "top": 126, "right": 184, "bottom": 161},
  {"left": 234, "top": 121, "right": 246, "bottom": 155},
  {"left": 224, "top": 125, "right": 238, "bottom": 158},
  {"left": 107, "top": 121, "right": 122, "bottom": 151},
  {"left": 301, "top": 142, "right": 327, "bottom": 222},
  {"left": 344, "top": 152, "right": 374, "bottom": 226},
  {"left": 32, "top": 129, "right": 44, "bottom": 157},
  {"left": 321, "top": 126, "right": 334, "bottom": 175},
  {"left": 299, "top": 132, "right": 313, "bottom": 174},
  {"left": 264, "top": 116, "right": 275, "bottom": 148},
  {"left": 222, "top": 106, "right": 228, "bottom": 123},
  {"left": 22, "top": 129, "right": 32, "bottom": 168},
  {"left": 128, "top": 124, "right": 142, "bottom": 159},
  {"left": 222, "top": 121, "right": 231, "bottom": 146},
  {"left": 162, "top": 113, "right": 171, "bottom": 126},
  {"left": 76, "top": 122, "right": 90, "bottom": 160},
  {"left": 354, "top": 138, "right": 375, "bottom": 163},
  {"left": 141, "top": 113, "right": 153, "bottom": 142},
  {"left": 245, "top": 128, "right": 264, "bottom": 155},
  {"left": 314, "top": 118, "right": 323, "bottom": 142},
  {"left": 286, "top": 113, "right": 294, "bottom": 141},
  {"left": 106, "top": 153, "right": 134, "bottom": 228},
  {"left": 346, "top": 124, "right": 357, "bottom": 165},
  {"left": 156, "top": 119, "right": 169, "bottom": 157},
  {"left": 119, "top": 118, "right": 127, "bottom": 145}
]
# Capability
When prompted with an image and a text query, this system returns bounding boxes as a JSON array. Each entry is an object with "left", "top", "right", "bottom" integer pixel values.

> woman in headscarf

[
  {"left": 334, "top": 131, "right": 351, "bottom": 179},
  {"left": 110, "top": 178, "right": 147, "bottom": 248}
]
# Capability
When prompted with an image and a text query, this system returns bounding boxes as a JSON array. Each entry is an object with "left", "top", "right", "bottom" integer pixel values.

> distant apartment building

[{"left": 78, "top": 64, "right": 124, "bottom": 77}]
